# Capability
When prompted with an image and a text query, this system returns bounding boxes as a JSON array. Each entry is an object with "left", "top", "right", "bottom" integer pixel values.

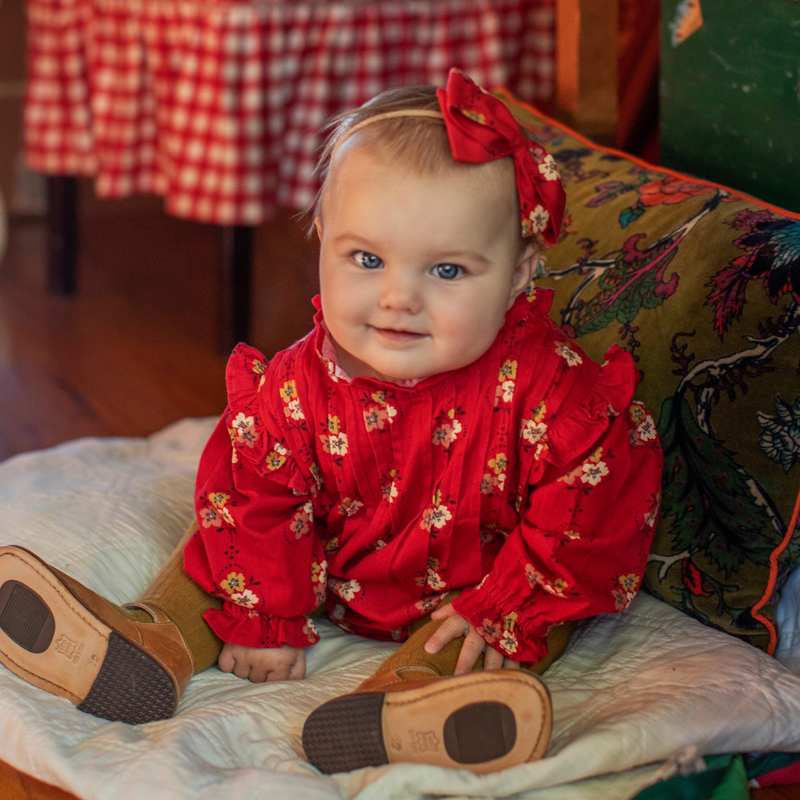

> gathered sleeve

[
  {"left": 183, "top": 344, "right": 326, "bottom": 649},
  {"left": 452, "top": 345, "right": 663, "bottom": 663}
]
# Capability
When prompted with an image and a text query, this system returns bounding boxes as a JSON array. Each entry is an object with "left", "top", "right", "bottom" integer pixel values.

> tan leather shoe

[
  {"left": 302, "top": 667, "right": 552, "bottom": 774},
  {"left": 0, "top": 545, "right": 194, "bottom": 724}
]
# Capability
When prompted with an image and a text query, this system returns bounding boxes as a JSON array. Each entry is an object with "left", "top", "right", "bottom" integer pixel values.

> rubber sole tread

[
  {"left": 78, "top": 632, "right": 177, "bottom": 724},
  {"left": 302, "top": 692, "right": 388, "bottom": 773}
]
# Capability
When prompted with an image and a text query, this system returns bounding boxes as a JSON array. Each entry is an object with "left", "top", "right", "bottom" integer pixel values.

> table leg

[
  {"left": 44, "top": 179, "right": 252, "bottom": 354},
  {"left": 218, "top": 225, "right": 254, "bottom": 354},
  {"left": 46, "top": 176, "right": 79, "bottom": 295}
]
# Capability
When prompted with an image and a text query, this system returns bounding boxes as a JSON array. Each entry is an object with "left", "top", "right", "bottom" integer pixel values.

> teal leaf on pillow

[{"left": 619, "top": 202, "right": 645, "bottom": 229}]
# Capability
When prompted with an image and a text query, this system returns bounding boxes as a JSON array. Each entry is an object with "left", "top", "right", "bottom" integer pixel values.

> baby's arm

[
  {"left": 218, "top": 641, "right": 307, "bottom": 683},
  {"left": 186, "top": 359, "right": 327, "bottom": 680},
  {"left": 424, "top": 604, "right": 522, "bottom": 674}
]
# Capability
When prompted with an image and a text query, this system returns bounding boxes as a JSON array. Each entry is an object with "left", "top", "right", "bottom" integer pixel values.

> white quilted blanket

[{"left": 1, "top": 418, "right": 799, "bottom": 800}]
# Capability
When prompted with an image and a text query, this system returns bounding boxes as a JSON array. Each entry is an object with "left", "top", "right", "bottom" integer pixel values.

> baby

[{"left": 0, "top": 69, "right": 663, "bottom": 775}]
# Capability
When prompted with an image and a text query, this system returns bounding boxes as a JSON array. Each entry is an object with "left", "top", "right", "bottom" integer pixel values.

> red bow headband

[
  {"left": 436, "top": 69, "right": 566, "bottom": 245},
  {"left": 330, "top": 69, "right": 566, "bottom": 244}
]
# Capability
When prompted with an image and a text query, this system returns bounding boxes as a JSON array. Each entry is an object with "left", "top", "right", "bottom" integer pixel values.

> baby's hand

[
  {"left": 218, "top": 641, "right": 307, "bottom": 683},
  {"left": 424, "top": 604, "right": 522, "bottom": 674}
]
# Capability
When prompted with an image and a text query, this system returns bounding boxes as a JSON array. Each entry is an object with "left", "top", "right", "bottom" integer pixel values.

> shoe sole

[
  {"left": 0, "top": 547, "right": 176, "bottom": 724},
  {"left": 302, "top": 670, "right": 551, "bottom": 774}
]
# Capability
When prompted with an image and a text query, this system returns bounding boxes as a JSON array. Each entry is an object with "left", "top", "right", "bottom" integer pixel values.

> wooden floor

[
  {"left": 0, "top": 183, "right": 320, "bottom": 460},
  {"left": 0, "top": 189, "right": 798, "bottom": 799}
]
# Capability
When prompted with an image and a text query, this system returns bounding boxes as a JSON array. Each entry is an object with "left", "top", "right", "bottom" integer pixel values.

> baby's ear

[{"left": 508, "top": 241, "right": 540, "bottom": 308}]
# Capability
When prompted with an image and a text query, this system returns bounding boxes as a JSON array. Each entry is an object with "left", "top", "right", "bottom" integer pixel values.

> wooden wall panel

[{"left": 556, "top": 0, "right": 619, "bottom": 144}]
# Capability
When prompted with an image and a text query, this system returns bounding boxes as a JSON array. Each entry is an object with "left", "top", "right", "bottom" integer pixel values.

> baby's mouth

[{"left": 372, "top": 326, "right": 427, "bottom": 342}]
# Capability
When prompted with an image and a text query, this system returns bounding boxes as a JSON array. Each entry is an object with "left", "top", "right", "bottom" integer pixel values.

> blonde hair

[
  {"left": 310, "top": 85, "right": 528, "bottom": 251},
  {"left": 310, "top": 87, "right": 454, "bottom": 225},
  {"left": 315, "top": 86, "right": 515, "bottom": 217}
]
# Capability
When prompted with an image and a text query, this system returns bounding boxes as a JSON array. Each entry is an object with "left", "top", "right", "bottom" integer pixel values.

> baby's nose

[{"left": 378, "top": 269, "right": 423, "bottom": 314}]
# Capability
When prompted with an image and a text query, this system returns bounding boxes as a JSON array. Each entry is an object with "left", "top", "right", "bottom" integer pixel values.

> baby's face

[{"left": 316, "top": 143, "right": 539, "bottom": 383}]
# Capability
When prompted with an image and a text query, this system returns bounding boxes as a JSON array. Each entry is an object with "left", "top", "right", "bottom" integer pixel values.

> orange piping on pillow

[
  {"left": 493, "top": 87, "right": 800, "bottom": 223},
  {"left": 750, "top": 483, "right": 800, "bottom": 656}
]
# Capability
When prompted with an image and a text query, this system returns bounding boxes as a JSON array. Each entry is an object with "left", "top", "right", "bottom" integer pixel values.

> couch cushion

[{"left": 499, "top": 89, "right": 800, "bottom": 653}]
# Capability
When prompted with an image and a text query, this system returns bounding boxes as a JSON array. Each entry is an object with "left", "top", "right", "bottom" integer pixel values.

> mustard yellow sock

[
  {"left": 368, "top": 591, "right": 575, "bottom": 683},
  {"left": 136, "top": 521, "right": 223, "bottom": 674},
  {"left": 376, "top": 614, "right": 482, "bottom": 679}
]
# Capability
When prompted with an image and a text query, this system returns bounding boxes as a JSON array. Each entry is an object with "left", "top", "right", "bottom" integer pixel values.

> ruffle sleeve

[
  {"left": 452, "top": 344, "right": 663, "bottom": 663},
  {"left": 542, "top": 345, "right": 640, "bottom": 469},
  {"left": 183, "top": 344, "right": 326, "bottom": 649}
]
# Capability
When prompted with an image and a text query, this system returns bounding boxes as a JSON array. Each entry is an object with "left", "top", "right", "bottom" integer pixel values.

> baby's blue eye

[
  {"left": 432, "top": 263, "right": 463, "bottom": 280},
  {"left": 355, "top": 251, "right": 383, "bottom": 270}
]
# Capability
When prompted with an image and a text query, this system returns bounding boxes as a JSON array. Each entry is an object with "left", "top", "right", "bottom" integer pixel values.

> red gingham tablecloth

[{"left": 24, "top": 0, "right": 556, "bottom": 226}]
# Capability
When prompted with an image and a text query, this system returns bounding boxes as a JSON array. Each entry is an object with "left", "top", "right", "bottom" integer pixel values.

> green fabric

[
  {"left": 745, "top": 751, "right": 800, "bottom": 779},
  {"left": 660, "top": 0, "right": 800, "bottom": 214},
  {"left": 632, "top": 755, "right": 749, "bottom": 800},
  {"left": 501, "top": 91, "right": 800, "bottom": 651}
]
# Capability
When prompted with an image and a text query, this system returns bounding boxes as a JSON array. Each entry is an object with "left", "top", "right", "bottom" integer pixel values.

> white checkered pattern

[{"left": 25, "top": 0, "right": 556, "bottom": 225}]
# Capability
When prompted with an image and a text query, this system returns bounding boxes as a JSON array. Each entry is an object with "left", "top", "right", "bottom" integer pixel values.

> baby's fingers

[
  {"left": 232, "top": 659, "right": 253, "bottom": 681},
  {"left": 423, "top": 615, "right": 470, "bottom": 654},
  {"left": 483, "top": 646, "right": 505, "bottom": 671},
  {"left": 248, "top": 663, "right": 269, "bottom": 683},
  {"left": 430, "top": 603, "right": 460, "bottom": 621},
  {"left": 483, "top": 648, "right": 523, "bottom": 671},
  {"left": 218, "top": 645, "right": 236, "bottom": 674},
  {"left": 454, "top": 629, "right": 487, "bottom": 674},
  {"left": 288, "top": 655, "right": 306, "bottom": 681}
]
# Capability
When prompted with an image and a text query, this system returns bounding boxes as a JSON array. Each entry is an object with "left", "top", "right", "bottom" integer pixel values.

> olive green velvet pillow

[{"left": 500, "top": 89, "right": 800, "bottom": 653}]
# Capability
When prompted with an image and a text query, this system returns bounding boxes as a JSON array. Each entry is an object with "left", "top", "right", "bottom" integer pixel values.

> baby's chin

[
  {"left": 366, "top": 359, "right": 474, "bottom": 384},
  {"left": 351, "top": 358, "right": 433, "bottom": 384},
  {"left": 362, "top": 366, "right": 428, "bottom": 384},
  {"left": 335, "top": 339, "right": 488, "bottom": 383}
]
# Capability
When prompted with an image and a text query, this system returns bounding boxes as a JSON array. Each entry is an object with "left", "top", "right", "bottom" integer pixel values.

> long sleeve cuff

[
  {"left": 452, "top": 585, "right": 548, "bottom": 665},
  {"left": 203, "top": 603, "right": 320, "bottom": 649}
]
